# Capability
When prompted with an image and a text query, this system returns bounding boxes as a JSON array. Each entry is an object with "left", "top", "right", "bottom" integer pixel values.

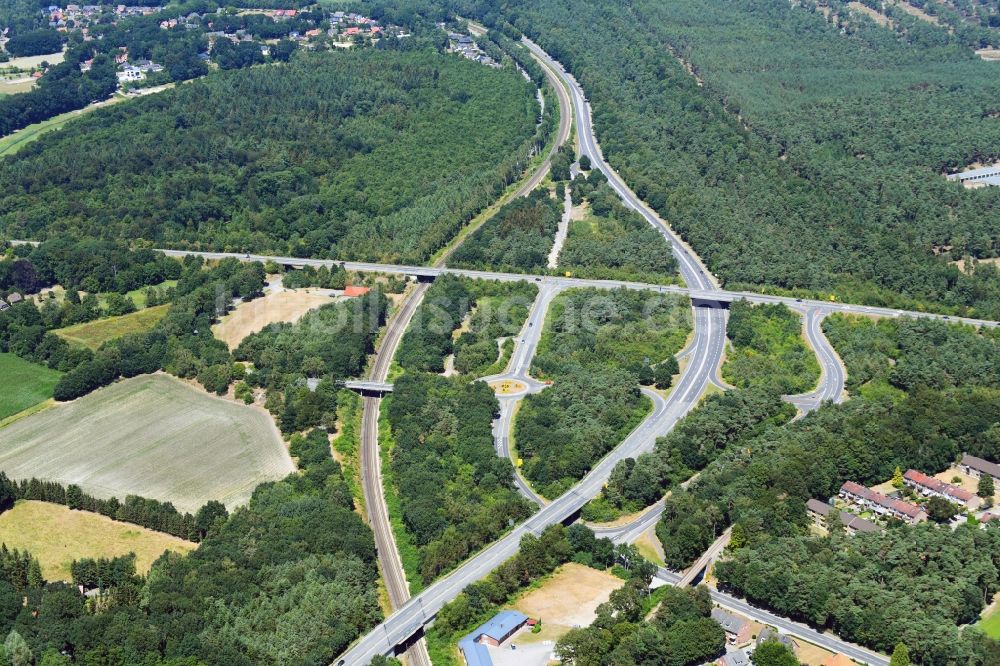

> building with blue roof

[{"left": 458, "top": 610, "right": 529, "bottom": 666}]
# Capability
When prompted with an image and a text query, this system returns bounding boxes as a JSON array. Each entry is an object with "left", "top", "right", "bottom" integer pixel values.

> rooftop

[
  {"left": 904, "top": 469, "right": 975, "bottom": 502},
  {"left": 711, "top": 608, "right": 747, "bottom": 634},
  {"left": 963, "top": 453, "right": 1000, "bottom": 479}
]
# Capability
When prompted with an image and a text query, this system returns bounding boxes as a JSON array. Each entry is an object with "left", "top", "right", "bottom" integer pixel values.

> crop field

[
  {"left": 0, "top": 353, "right": 61, "bottom": 420},
  {"left": 0, "top": 500, "right": 196, "bottom": 581},
  {"left": 0, "top": 374, "right": 294, "bottom": 512},
  {"left": 54, "top": 304, "right": 169, "bottom": 350}
]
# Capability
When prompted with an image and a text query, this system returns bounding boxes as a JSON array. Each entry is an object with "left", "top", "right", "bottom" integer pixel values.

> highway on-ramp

[{"left": 335, "top": 36, "right": 731, "bottom": 666}]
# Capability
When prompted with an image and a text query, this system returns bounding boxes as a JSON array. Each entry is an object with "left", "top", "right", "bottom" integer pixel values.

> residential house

[
  {"left": 715, "top": 649, "right": 750, "bottom": 666},
  {"left": 711, "top": 608, "right": 752, "bottom": 646},
  {"left": 960, "top": 454, "right": 1000, "bottom": 485},
  {"left": 904, "top": 469, "right": 981, "bottom": 510},
  {"left": 458, "top": 610, "right": 528, "bottom": 666},
  {"left": 117, "top": 66, "right": 144, "bottom": 83},
  {"left": 823, "top": 654, "right": 857, "bottom": 666},
  {"left": 757, "top": 627, "right": 796, "bottom": 650},
  {"left": 839, "top": 481, "right": 927, "bottom": 523},
  {"left": 807, "top": 499, "right": 880, "bottom": 535}
]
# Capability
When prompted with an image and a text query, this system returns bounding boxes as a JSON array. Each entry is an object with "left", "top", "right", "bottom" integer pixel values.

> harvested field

[
  {"left": 0, "top": 500, "right": 195, "bottom": 581},
  {"left": 0, "top": 374, "right": 293, "bottom": 512},
  {"left": 0, "top": 353, "right": 61, "bottom": 420},
  {"left": 213, "top": 287, "right": 338, "bottom": 349},
  {"left": 514, "top": 563, "right": 623, "bottom": 632},
  {"left": 54, "top": 304, "right": 169, "bottom": 350}
]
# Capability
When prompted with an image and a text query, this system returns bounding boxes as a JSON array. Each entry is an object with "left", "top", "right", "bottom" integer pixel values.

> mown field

[
  {"left": 0, "top": 352, "right": 61, "bottom": 420},
  {"left": 0, "top": 500, "right": 196, "bottom": 581},
  {"left": 53, "top": 304, "right": 169, "bottom": 350},
  {"left": 0, "top": 374, "right": 293, "bottom": 512}
]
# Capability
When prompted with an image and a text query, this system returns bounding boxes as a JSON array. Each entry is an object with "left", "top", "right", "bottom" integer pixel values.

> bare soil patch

[
  {"left": 514, "top": 563, "right": 624, "bottom": 630},
  {"left": 213, "top": 288, "right": 338, "bottom": 349}
]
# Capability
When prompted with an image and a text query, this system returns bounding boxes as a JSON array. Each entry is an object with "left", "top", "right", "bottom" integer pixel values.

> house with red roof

[{"left": 904, "top": 469, "right": 981, "bottom": 510}]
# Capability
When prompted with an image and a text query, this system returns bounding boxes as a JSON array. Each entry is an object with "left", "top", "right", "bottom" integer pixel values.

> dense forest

[
  {"left": 560, "top": 169, "right": 678, "bottom": 283},
  {"left": 721, "top": 301, "right": 819, "bottom": 394},
  {"left": 451, "top": 0, "right": 1000, "bottom": 318},
  {"left": 652, "top": 315, "right": 1000, "bottom": 661},
  {"left": 516, "top": 288, "right": 690, "bottom": 497},
  {"left": 0, "top": 430, "right": 381, "bottom": 666},
  {"left": 385, "top": 373, "right": 531, "bottom": 584},
  {"left": 583, "top": 388, "right": 793, "bottom": 522},
  {"left": 386, "top": 277, "right": 536, "bottom": 584},
  {"left": 449, "top": 189, "right": 561, "bottom": 273},
  {"left": 396, "top": 275, "right": 535, "bottom": 374},
  {"left": 0, "top": 49, "right": 539, "bottom": 263},
  {"left": 715, "top": 525, "right": 1000, "bottom": 664}
]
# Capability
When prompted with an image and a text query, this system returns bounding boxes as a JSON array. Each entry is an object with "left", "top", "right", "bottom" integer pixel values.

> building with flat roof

[{"left": 946, "top": 165, "right": 1000, "bottom": 186}]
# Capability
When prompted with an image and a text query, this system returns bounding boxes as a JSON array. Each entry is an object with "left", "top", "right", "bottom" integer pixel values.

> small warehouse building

[{"left": 458, "top": 610, "right": 529, "bottom": 666}]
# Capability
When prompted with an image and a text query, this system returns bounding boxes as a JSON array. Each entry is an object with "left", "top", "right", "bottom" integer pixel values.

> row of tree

[{"left": 2, "top": 473, "right": 228, "bottom": 542}]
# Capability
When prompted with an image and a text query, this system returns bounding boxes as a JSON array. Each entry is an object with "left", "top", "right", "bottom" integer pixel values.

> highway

[
  {"left": 785, "top": 307, "right": 847, "bottom": 414},
  {"left": 653, "top": 569, "right": 889, "bottom": 665},
  {"left": 155, "top": 249, "right": 1000, "bottom": 331},
  {"left": 335, "top": 35, "right": 733, "bottom": 665}
]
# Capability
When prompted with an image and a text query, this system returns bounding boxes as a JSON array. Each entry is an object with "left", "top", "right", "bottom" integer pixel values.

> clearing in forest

[
  {"left": 0, "top": 374, "right": 293, "bottom": 512},
  {"left": 54, "top": 304, "right": 170, "bottom": 351},
  {"left": 213, "top": 288, "right": 338, "bottom": 350},
  {"left": 0, "top": 500, "right": 196, "bottom": 581}
]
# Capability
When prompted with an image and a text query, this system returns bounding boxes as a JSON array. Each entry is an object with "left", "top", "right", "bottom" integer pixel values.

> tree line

[{"left": 0, "top": 472, "right": 228, "bottom": 542}]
